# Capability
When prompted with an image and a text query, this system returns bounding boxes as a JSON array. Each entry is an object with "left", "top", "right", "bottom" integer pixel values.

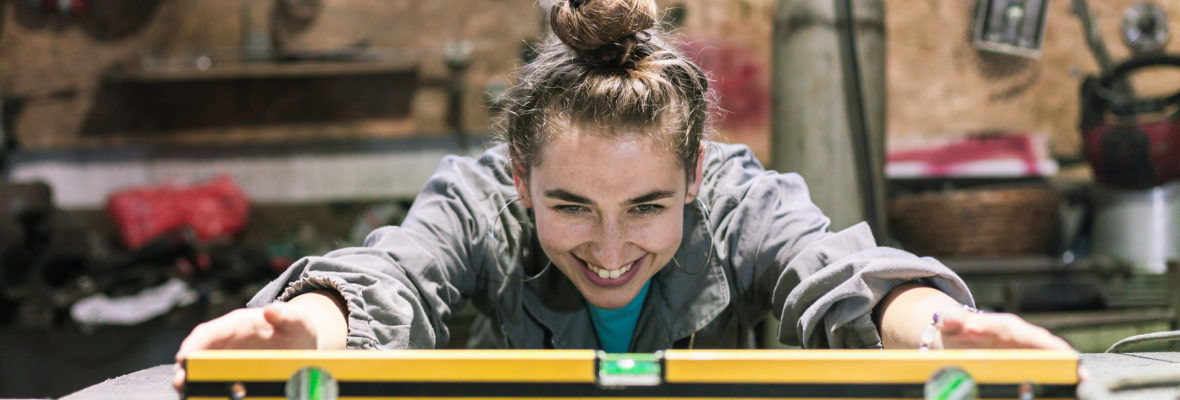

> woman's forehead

[
  {"left": 541, "top": 126, "right": 678, "bottom": 161},
  {"left": 531, "top": 131, "right": 685, "bottom": 197}
]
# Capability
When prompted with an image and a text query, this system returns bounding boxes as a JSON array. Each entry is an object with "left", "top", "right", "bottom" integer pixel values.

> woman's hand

[
  {"left": 877, "top": 284, "right": 1073, "bottom": 351},
  {"left": 937, "top": 309, "right": 1073, "bottom": 350},
  {"left": 172, "top": 291, "right": 348, "bottom": 392}
]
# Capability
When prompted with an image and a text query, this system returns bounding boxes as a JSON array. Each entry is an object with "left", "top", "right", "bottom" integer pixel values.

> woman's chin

[
  {"left": 573, "top": 281, "right": 630, "bottom": 309},
  {"left": 583, "top": 293, "right": 633, "bottom": 310}
]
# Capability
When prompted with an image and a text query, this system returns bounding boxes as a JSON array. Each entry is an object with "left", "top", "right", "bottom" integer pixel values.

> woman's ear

[
  {"left": 512, "top": 163, "right": 533, "bottom": 208},
  {"left": 685, "top": 143, "right": 706, "bottom": 203}
]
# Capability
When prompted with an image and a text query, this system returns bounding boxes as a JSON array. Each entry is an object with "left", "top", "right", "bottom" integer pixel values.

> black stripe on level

[{"left": 186, "top": 381, "right": 1076, "bottom": 398}]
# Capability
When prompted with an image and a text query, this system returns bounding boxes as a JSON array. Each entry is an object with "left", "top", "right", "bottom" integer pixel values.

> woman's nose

[{"left": 590, "top": 219, "right": 628, "bottom": 268}]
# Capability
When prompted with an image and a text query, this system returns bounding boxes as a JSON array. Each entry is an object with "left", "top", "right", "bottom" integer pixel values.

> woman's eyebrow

[
  {"left": 625, "top": 190, "right": 675, "bottom": 205},
  {"left": 543, "top": 189, "right": 594, "bottom": 204},
  {"left": 542, "top": 189, "right": 675, "bottom": 206}
]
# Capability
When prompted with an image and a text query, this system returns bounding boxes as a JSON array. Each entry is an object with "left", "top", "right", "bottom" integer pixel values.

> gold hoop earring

[
  {"left": 488, "top": 198, "right": 551, "bottom": 282},
  {"left": 671, "top": 197, "right": 714, "bottom": 275}
]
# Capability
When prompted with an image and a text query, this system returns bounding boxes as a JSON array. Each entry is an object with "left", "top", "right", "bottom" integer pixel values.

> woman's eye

[
  {"left": 554, "top": 205, "right": 587, "bottom": 215},
  {"left": 632, "top": 204, "right": 664, "bottom": 215}
]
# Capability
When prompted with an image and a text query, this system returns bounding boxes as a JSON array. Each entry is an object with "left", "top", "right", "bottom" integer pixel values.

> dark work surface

[
  {"left": 53, "top": 353, "right": 1180, "bottom": 400},
  {"left": 61, "top": 364, "right": 176, "bottom": 400},
  {"left": 0, "top": 320, "right": 193, "bottom": 399}
]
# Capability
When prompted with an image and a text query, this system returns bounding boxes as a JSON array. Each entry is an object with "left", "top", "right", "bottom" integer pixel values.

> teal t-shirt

[{"left": 587, "top": 280, "right": 650, "bottom": 353}]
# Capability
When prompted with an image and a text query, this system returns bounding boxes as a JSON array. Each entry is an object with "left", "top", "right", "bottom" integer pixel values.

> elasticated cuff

[{"left": 279, "top": 274, "right": 382, "bottom": 350}]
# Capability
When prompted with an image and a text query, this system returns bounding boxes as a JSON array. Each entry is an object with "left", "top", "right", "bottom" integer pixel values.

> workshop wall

[
  {"left": 0, "top": 0, "right": 776, "bottom": 155},
  {"left": 687, "top": 0, "right": 1180, "bottom": 162},
  {"left": 0, "top": 0, "right": 541, "bottom": 149},
  {"left": 6, "top": 1, "right": 1166, "bottom": 162},
  {"left": 670, "top": 0, "right": 776, "bottom": 160},
  {"left": 682, "top": 0, "right": 1180, "bottom": 163},
  {"left": 887, "top": 0, "right": 1180, "bottom": 159}
]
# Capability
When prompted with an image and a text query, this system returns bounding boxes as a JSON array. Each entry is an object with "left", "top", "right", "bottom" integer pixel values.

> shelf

[
  {"left": 1023, "top": 308, "right": 1174, "bottom": 330},
  {"left": 941, "top": 255, "right": 1131, "bottom": 277},
  {"left": 107, "top": 52, "right": 420, "bottom": 82}
]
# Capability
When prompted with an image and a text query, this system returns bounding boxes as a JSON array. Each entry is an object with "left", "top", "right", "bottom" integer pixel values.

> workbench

[{"left": 52, "top": 351, "right": 1180, "bottom": 400}]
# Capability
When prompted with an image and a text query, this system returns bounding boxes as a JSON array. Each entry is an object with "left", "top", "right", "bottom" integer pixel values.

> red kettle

[{"left": 1080, "top": 55, "right": 1180, "bottom": 189}]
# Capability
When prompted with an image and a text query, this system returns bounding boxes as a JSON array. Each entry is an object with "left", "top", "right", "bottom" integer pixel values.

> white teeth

[{"left": 587, "top": 261, "right": 633, "bottom": 280}]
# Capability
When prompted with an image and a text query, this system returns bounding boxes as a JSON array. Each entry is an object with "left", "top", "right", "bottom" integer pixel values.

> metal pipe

[{"left": 772, "top": 0, "right": 886, "bottom": 239}]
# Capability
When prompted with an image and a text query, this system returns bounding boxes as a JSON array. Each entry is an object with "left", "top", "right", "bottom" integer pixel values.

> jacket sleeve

[
  {"left": 247, "top": 154, "right": 511, "bottom": 349},
  {"left": 703, "top": 144, "right": 972, "bottom": 349}
]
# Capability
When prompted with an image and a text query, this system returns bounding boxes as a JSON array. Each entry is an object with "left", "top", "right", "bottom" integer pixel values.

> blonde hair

[{"left": 495, "top": 0, "right": 713, "bottom": 181}]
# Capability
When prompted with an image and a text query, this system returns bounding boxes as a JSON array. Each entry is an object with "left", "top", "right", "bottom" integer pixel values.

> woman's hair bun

[{"left": 549, "top": 0, "right": 658, "bottom": 53}]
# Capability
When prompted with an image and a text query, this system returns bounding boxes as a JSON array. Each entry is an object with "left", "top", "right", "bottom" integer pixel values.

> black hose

[
  {"left": 1105, "top": 330, "right": 1180, "bottom": 353},
  {"left": 1086, "top": 54, "right": 1180, "bottom": 117},
  {"left": 834, "top": 0, "right": 880, "bottom": 241}
]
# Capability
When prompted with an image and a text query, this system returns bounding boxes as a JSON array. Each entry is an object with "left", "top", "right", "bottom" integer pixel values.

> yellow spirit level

[{"left": 183, "top": 349, "right": 1078, "bottom": 400}]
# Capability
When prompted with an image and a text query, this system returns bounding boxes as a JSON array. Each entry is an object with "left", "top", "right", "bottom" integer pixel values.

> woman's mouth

[
  {"left": 576, "top": 254, "right": 644, "bottom": 287},
  {"left": 586, "top": 261, "right": 633, "bottom": 279}
]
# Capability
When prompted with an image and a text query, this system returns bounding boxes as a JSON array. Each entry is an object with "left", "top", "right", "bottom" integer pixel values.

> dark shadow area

[
  {"left": 12, "top": 0, "right": 164, "bottom": 41},
  {"left": 78, "top": 0, "right": 165, "bottom": 41},
  {"left": 11, "top": 0, "right": 52, "bottom": 31},
  {"left": 0, "top": 197, "right": 418, "bottom": 398},
  {"left": 0, "top": 0, "right": 7, "bottom": 41},
  {"left": 975, "top": 50, "right": 1032, "bottom": 80},
  {"left": 0, "top": 313, "right": 194, "bottom": 397},
  {"left": 80, "top": 71, "right": 419, "bottom": 136},
  {"left": 274, "top": 0, "right": 323, "bottom": 48}
]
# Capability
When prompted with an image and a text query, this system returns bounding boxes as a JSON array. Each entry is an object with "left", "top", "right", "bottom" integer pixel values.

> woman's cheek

[
  {"left": 536, "top": 211, "right": 589, "bottom": 250},
  {"left": 631, "top": 213, "right": 683, "bottom": 251}
]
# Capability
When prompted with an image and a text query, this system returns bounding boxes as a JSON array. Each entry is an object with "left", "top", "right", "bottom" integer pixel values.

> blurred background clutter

[{"left": 3, "top": 0, "right": 1180, "bottom": 397}]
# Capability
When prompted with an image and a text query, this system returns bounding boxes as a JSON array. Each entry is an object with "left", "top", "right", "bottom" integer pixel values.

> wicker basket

[{"left": 887, "top": 186, "right": 1061, "bottom": 257}]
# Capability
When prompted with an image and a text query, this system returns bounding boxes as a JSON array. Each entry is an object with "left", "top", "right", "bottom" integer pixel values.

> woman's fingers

[
  {"left": 262, "top": 302, "right": 291, "bottom": 325},
  {"left": 174, "top": 308, "right": 261, "bottom": 392},
  {"left": 172, "top": 363, "right": 186, "bottom": 392},
  {"left": 173, "top": 305, "right": 319, "bottom": 393},
  {"left": 262, "top": 302, "right": 318, "bottom": 349},
  {"left": 178, "top": 309, "right": 267, "bottom": 356},
  {"left": 939, "top": 311, "right": 1073, "bottom": 351}
]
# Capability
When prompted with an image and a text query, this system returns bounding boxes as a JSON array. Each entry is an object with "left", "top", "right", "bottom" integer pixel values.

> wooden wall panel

[
  {"left": 0, "top": 0, "right": 780, "bottom": 153},
  {"left": 886, "top": 0, "right": 1180, "bottom": 158},
  {"left": 10, "top": 0, "right": 1153, "bottom": 161},
  {"left": 0, "top": 0, "right": 541, "bottom": 150},
  {"left": 668, "top": 0, "right": 777, "bottom": 161}
]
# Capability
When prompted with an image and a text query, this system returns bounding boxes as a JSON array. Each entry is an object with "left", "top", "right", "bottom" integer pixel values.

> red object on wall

[
  {"left": 680, "top": 39, "right": 770, "bottom": 130},
  {"left": 1078, "top": 57, "right": 1180, "bottom": 189},
  {"left": 1082, "top": 115, "right": 1180, "bottom": 189},
  {"left": 107, "top": 175, "right": 249, "bottom": 250}
]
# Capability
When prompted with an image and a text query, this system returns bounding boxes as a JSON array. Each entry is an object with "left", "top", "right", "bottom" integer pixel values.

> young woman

[{"left": 175, "top": 0, "right": 1070, "bottom": 388}]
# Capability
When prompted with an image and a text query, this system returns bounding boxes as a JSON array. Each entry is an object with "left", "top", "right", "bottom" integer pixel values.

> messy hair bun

[
  {"left": 549, "top": 0, "right": 659, "bottom": 65},
  {"left": 497, "top": 0, "right": 712, "bottom": 183}
]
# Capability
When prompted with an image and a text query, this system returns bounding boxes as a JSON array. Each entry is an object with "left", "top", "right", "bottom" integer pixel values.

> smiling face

[{"left": 513, "top": 127, "right": 702, "bottom": 309}]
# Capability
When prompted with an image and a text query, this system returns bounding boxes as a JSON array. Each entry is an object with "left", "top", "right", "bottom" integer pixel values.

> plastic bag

[{"left": 107, "top": 175, "right": 249, "bottom": 249}]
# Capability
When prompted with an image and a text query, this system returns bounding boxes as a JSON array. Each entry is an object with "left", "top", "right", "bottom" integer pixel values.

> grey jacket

[{"left": 249, "top": 142, "right": 973, "bottom": 351}]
